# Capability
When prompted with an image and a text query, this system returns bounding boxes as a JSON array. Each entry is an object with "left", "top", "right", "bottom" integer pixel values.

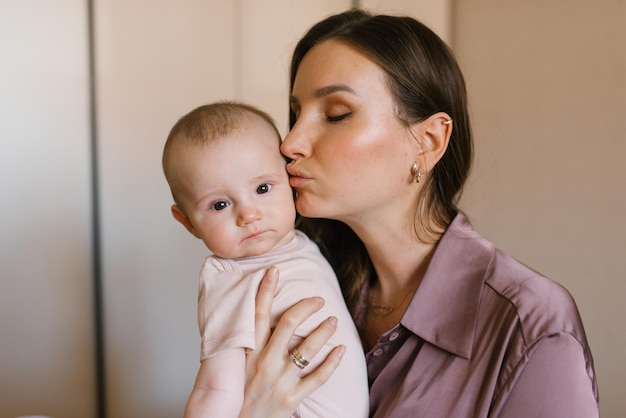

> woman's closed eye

[{"left": 326, "top": 112, "right": 351, "bottom": 122}]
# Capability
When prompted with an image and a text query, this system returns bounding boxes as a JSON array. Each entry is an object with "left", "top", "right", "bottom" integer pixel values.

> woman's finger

[
  {"left": 266, "top": 296, "right": 325, "bottom": 357},
  {"left": 289, "top": 316, "right": 339, "bottom": 367},
  {"left": 294, "top": 344, "right": 346, "bottom": 398},
  {"left": 271, "top": 314, "right": 343, "bottom": 413},
  {"left": 254, "top": 266, "right": 279, "bottom": 349},
  {"left": 242, "top": 294, "right": 335, "bottom": 417}
]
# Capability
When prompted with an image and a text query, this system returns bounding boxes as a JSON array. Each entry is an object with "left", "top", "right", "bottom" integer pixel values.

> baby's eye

[
  {"left": 327, "top": 112, "right": 351, "bottom": 122},
  {"left": 256, "top": 183, "right": 271, "bottom": 194},
  {"left": 211, "top": 201, "right": 230, "bottom": 211}
]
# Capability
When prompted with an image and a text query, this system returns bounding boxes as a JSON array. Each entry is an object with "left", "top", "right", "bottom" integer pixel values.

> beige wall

[
  {"left": 0, "top": 1, "right": 96, "bottom": 417},
  {"left": 455, "top": 1, "right": 626, "bottom": 416},
  {"left": 1, "top": 0, "right": 623, "bottom": 417}
]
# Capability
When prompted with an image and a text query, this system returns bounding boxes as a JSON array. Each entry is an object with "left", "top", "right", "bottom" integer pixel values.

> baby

[{"left": 162, "top": 102, "right": 368, "bottom": 417}]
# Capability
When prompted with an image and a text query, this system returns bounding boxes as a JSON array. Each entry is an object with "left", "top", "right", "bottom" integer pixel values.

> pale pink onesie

[{"left": 197, "top": 230, "right": 369, "bottom": 418}]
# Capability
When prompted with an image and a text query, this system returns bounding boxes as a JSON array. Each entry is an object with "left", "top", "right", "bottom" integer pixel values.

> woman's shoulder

[
  {"left": 446, "top": 213, "right": 587, "bottom": 346},
  {"left": 484, "top": 248, "right": 586, "bottom": 347}
]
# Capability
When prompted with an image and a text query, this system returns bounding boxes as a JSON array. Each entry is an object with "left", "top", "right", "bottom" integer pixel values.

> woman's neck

[
  {"left": 369, "top": 238, "right": 435, "bottom": 303},
  {"left": 357, "top": 226, "right": 437, "bottom": 351},
  {"left": 342, "top": 203, "right": 444, "bottom": 351},
  {"left": 347, "top": 214, "right": 437, "bottom": 302}
]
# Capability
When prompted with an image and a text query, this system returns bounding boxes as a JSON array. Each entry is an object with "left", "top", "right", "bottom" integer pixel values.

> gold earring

[
  {"left": 443, "top": 119, "right": 453, "bottom": 125},
  {"left": 411, "top": 162, "right": 421, "bottom": 183}
]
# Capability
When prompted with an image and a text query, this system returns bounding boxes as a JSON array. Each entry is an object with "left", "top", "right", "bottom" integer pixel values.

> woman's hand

[{"left": 239, "top": 266, "right": 345, "bottom": 418}]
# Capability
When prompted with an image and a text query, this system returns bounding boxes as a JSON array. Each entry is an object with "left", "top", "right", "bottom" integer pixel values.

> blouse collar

[
  {"left": 355, "top": 212, "right": 495, "bottom": 359},
  {"left": 401, "top": 212, "right": 494, "bottom": 359}
]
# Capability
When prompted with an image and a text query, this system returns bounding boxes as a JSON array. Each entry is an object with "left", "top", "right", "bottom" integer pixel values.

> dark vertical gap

[
  {"left": 352, "top": 0, "right": 361, "bottom": 9},
  {"left": 86, "top": 0, "right": 107, "bottom": 417}
]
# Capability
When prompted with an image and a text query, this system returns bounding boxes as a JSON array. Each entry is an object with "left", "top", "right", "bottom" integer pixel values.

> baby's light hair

[{"left": 162, "top": 101, "right": 281, "bottom": 206}]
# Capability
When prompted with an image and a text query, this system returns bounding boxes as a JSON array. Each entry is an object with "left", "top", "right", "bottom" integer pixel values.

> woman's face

[{"left": 282, "top": 39, "right": 418, "bottom": 226}]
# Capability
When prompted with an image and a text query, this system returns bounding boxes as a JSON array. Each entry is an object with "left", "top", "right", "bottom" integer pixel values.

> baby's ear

[
  {"left": 171, "top": 204, "right": 199, "bottom": 237},
  {"left": 413, "top": 112, "right": 453, "bottom": 173}
]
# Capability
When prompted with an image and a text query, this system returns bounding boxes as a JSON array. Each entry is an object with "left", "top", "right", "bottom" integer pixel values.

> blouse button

[
  {"left": 373, "top": 348, "right": 384, "bottom": 357},
  {"left": 389, "top": 331, "right": 400, "bottom": 341}
]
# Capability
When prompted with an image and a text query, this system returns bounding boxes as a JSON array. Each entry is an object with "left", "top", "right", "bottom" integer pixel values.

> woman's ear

[
  {"left": 171, "top": 204, "right": 199, "bottom": 238},
  {"left": 412, "top": 112, "right": 453, "bottom": 173}
]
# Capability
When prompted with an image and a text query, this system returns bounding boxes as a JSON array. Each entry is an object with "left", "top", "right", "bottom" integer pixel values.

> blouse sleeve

[{"left": 498, "top": 332, "right": 599, "bottom": 418}]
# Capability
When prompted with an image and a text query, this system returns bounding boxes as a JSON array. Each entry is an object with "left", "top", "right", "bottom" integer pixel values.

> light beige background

[
  {"left": 456, "top": 3, "right": 625, "bottom": 416},
  {"left": 1, "top": 0, "right": 623, "bottom": 417}
]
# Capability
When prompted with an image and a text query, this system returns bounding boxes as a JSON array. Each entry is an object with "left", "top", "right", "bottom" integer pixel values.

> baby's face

[{"left": 175, "top": 120, "right": 296, "bottom": 258}]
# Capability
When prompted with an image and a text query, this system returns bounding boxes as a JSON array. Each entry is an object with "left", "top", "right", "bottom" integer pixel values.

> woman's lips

[
  {"left": 286, "top": 166, "right": 311, "bottom": 187},
  {"left": 288, "top": 176, "right": 309, "bottom": 188}
]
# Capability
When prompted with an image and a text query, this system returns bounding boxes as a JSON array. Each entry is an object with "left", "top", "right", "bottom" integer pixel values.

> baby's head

[{"left": 163, "top": 102, "right": 296, "bottom": 259}]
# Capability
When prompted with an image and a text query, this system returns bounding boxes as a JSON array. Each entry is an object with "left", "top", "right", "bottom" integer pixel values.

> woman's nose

[
  {"left": 237, "top": 206, "right": 262, "bottom": 226},
  {"left": 281, "top": 120, "right": 311, "bottom": 159}
]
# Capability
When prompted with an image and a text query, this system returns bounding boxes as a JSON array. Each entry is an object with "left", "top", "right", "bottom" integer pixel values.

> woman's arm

[
  {"left": 239, "top": 266, "right": 346, "bottom": 418},
  {"left": 498, "top": 333, "right": 599, "bottom": 418}
]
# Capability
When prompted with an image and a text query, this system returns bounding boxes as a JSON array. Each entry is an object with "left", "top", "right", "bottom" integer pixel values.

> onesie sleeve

[
  {"left": 498, "top": 332, "right": 599, "bottom": 418},
  {"left": 197, "top": 257, "right": 263, "bottom": 361}
]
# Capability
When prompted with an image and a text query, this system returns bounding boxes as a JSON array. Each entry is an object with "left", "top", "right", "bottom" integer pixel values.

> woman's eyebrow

[
  {"left": 290, "top": 84, "right": 358, "bottom": 106},
  {"left": 315, "top": 84, "right": 357, "bottom": 98}
]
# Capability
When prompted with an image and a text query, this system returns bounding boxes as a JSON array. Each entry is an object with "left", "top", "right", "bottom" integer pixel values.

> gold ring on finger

[{"left": 289, "top": 347, "right": 309, "bottom": 369}]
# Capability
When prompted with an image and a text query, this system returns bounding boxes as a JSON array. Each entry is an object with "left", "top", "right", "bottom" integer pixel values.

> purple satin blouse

[{"left": 354, "top": 213, "right": 599, "bottom": 417}]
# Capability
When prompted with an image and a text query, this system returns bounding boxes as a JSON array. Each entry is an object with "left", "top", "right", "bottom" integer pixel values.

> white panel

[
  {"left": 0, "top": 1, "right": 96, "bottom": 417},
  {"left": 95, "top": 1, "right": 237, "bottom": 417}
]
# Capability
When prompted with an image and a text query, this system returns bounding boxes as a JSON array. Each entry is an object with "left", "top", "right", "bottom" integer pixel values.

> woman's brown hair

[{"left": 290, "top": 9, "right": 473, "bottom": 311}]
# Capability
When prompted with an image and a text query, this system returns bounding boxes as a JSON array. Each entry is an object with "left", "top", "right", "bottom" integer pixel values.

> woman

[{"left": 240, "top": 9, "right": 599, "bottom": 417}]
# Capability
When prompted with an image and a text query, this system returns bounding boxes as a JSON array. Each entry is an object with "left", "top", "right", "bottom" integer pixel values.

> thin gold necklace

[{"left": 368, "top": 288, "right": 415, "bottom": 318}]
